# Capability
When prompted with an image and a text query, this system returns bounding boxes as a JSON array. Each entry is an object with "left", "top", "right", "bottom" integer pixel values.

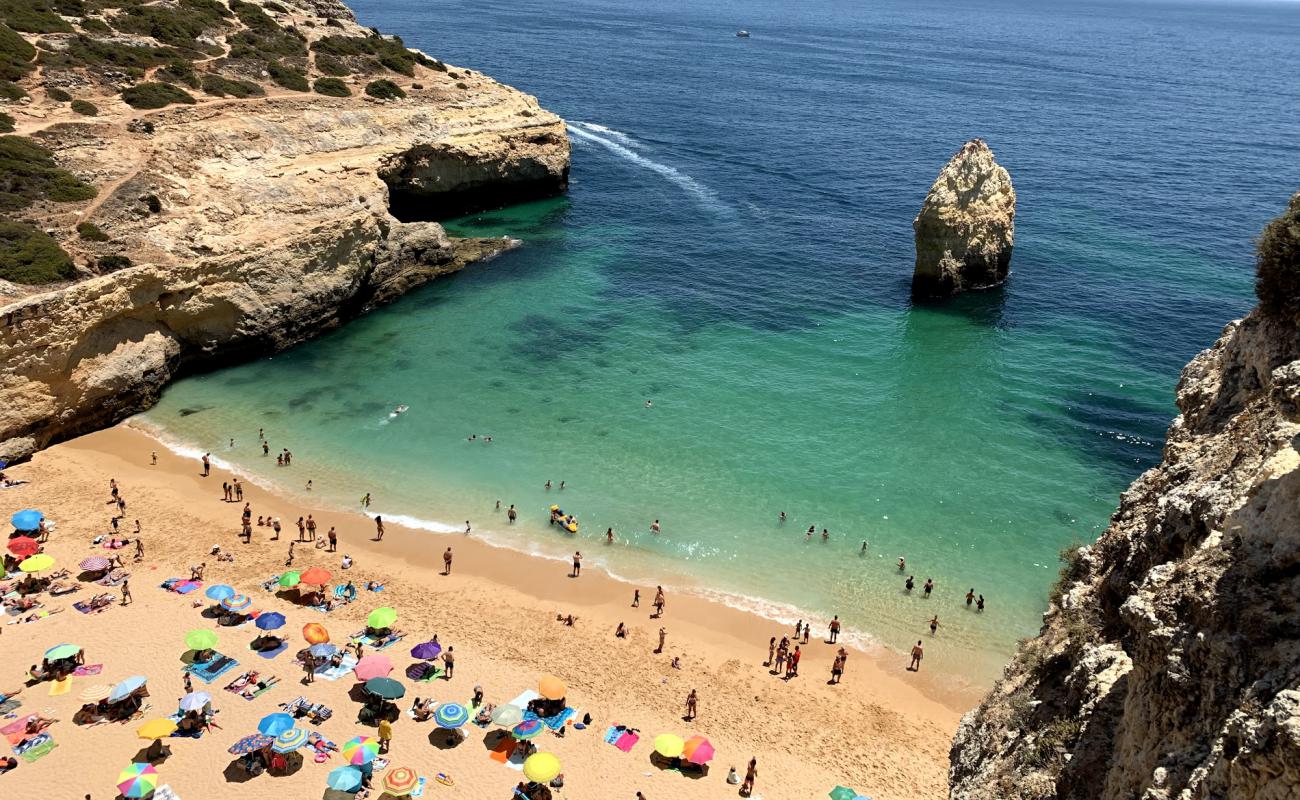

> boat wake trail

[
  {"left": 566, "top": 122, "right": 725, "bottom": 210},
  {"left": 570, "top": 120, "right": 644, "bottom": 149}
]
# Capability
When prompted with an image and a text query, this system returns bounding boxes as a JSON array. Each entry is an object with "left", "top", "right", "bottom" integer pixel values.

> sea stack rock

[{"left": 911, "top": 139, "right": 1016, "bottom": 298}]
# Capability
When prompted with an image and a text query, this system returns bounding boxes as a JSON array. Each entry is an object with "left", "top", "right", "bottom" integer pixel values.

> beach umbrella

[
  {"left": 829, "top": 789, "right": 871, "bottom": 800},
  {"left": 510, "top": 719, "right": 543, "bottom": 741},
  {"left": 10, "top": 509, "right": 42, "bottom": 531},
  {"left": 180, "top": 691, "right": 211, "bottom": 712},
  {"left": 433, "top": 702, "right": 469, "bottom": 730},
  {"left": 341, "top": 736, "right": 380, "bottom": 766},
  {"left": 221, "top": 593, "right": 252, "bottom": 612},
  {"left": 7, "top": 536, "right": 39, "bottom": 557},
  {"left": 299, "top": 567, "right": 332, "bottom": 586},
  {"left": 137, "top": 718, "right": 178, "bottom": 740},
  {"left": 116, "top": 762, "right": 159, "bottom": 798},
  {"left": 228, "top": 733, "right": 274, "bottom": 755},
  {"left": 78, "top": 555, "right": 111, "bottom": 571},
  {"left": 19, "top": 553, "right": 54, "bottom": 573},
  {"left": 367, "top": 606, "right": 397, "bottom": 629},
  {"left": 255, "top": 611, "right": 287, "bottom": 631},
  {"left": 279, "top": 571, "right": 302, "bottom": 589},
  {"left": 185, "top": 629, "right": 219, "bottom": 651},
  {"left": 653, "top": 733, "right": 684, "bottom": 758},
  {"left": 682, "top": 734, "right": 715, "bottom": 765},
  {"left": 303, "top": 622, "right": 330, "bottom": 644},
  {"left": 490, "top": 703, "right": 523, "bottom": 727},
  {"left": 523, "top": 752, "right": 561, "bottom": 783},
  {"left": 409, "top": 640, "right": 441, "bottom": 660},
  {"left": 353, "top": 654, "right": 393, "bottom": 681},
  {"left": 382, "top": 766, "right": 419, "bottom": 796},
  {"left": 308, "top": 642, "right": 338, "bottom": 658},
  {"left": 44, "top": 643, "right": 80, "bottom": 661},
  {"left": 539, "top": 675, "right": 566, "bottom": 701},
  {"left": 258, "top": 712, "right": 296, "bottom": 737},
  {"left": 109, "top": 675, "right": 148, "bottom": 703},
  {"left": 364, "top": 677, "right": 405, "bottom": 700},
  {"left": 80, "top": 683, "right": 112, "bottom": 702},
  {"left": 326, "top": 765, "right": 363, "bottom": 791},
  {"left": 205, "top": 584, "right": 236, "bottom": 601},
  {"left": 272, "top": 727, "right": 310, "bottom": 753}
]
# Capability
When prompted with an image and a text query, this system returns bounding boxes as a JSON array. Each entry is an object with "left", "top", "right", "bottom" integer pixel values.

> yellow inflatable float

[{"left": 549, "top": 505, "right": 579, "bottom": 533}]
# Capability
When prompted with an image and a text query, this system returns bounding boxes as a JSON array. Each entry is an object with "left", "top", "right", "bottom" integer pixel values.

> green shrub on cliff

[
  {"left": 0, "top": 111, "right": 11, "bottom": 132},
  {"left": 311, "top": 33, "right": 418, "bottom": 77},
  {"left": 312, "top": 77, "right": 350, "bottom": 97},
  {"left": 0, "top": 135, "right": 97, "bottom": 210},
  {"left": 1256, "top": 193, "right": 1300, "bottom": 319},
  {"left": 267, "top": 60, "right": 308, "bottom": 91},
  {"left": 364, "top": 78, "right": 404, "bottom": 100},
  {"left": 79, "top": 16, "right": 111, "bottom": 34},
  {"left": 121, "top": 81, "right": 196, "bottom": 108},
  {"left": 77, "top": 220, "right": 108, "bottom": 240},
  {"left": 96, "top": 253, "right": 131, "bottom": 271},
  {"left": 0, "top": 0, "right": 73, "bottom": 34},
  {"left": 0, "top": 221, "right": 76, "bottom": 284},
  {"left": 111, "top": 2, "right": 228, "bottom": 52},
  {"left": 157, "top": 59, "right": 200, "bottom": 88},
  {"left": 0, "top": 78, "right": 25, "bottom": 100},
  {"left": 71, "top": 98, "right": 98, "bottom": 115},
  {"left": 45, "top": 86, "right": 71, "bottom": 102},
  {"left": 0, "top": 22, "right": 37, "bottom": 81},
  {"left": 316, "top": 53, "right": 349, "bottom": 76},
  {"left": 200, "top": 73, "right": 263, "bottom": 98}
]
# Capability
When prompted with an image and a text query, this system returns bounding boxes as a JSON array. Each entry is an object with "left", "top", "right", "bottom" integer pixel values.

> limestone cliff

[
  {"left": 913, "top": 139, "right": 1016, "bottom": 298},
  {"left": 949, "top": 232, "right": 1300, "bottom": 794},
  {"left": 0, "top": 0, "right": 569, "bottom": 460}
]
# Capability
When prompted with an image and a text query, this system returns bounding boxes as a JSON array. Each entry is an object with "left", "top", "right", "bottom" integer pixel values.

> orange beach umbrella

[
  {"left": 303, "top": 623, "right": 329, "bottom": 644},
  {"left": 299, "top": 567, "right": 332, "bottom": 586}
]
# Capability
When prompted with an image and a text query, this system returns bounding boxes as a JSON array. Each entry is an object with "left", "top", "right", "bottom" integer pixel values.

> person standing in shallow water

[
  {"left": 507, "top": 504, "right": 517, "bottom": 523},
  {"left": 966, "top": 588, "right": 975, "bottom": 606},
  {"left": 923, "top": 578, "right": 934, "bottom": 598},
  {"left": 929, "top": 615, "right": 939, "bottom": 635},
  {"left": 909, "top": 640, "right": 924, "bottom": 671}
]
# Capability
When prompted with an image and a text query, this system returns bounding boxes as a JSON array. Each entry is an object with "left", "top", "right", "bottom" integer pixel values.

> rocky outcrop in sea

[{"left": 912, "top": 139, "right": 1016, "bottom": 298}]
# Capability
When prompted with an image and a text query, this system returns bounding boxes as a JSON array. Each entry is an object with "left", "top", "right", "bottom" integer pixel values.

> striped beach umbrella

[
  {"left": 204, "top": 584, "right": 235, "bottom": 601},
  {"left": 44, "top": 643, "right": 80, "bottom": 660},
  {"left": 272, "top": 727, "right": 310, "bottom": 753},
  {"left": 79, "top": 556, "right": 112, "bottom": 571},
  {"left": 221, "top": 593, "right": 252, "bottom": 612},
  {"left": 682, "top": 734, "right": 715, "bottom": 765},
  {"left": 257, "top": 712, "right": 296, "bottom": 737},
  {"left": 185, "top": 629, "right": 218, "bottom": 651},
  {"left": 19, "top": 553, "right": 54, "bottom": 573},
  {"left": 79, "top": 683, "right": 112, "bottom": 702},
  {"left": 341, "top": 735, "right": 380, "bottom": 766},
  {"left": 302, "top": 622, "right": 329, "bottom": 644},
  {"left": 116, "top": 762, "right": 158, "bottom": 798},
  {"left": 367, "top": 606, "right": 397, "bottom": 629},
  {"left": 433, "top": 702, "right": 469, "bottom": 730},
  {"left": 327, "top": 765, "right": 363, "bottom": 791},
  {"left": 511, "top": 719, "right": 543, "bottom": 741},
  {"left": 523, "top": 752, "right": 561, "bottom": 783},
  {"left": 7, "top": 536, "right": 39, "bottom": 557},
  {"left": 382, "top": 766, "right": 420, "bottom": 796},
  {"left": 278, "top": 571, "right": 301, "bottom": 588}
]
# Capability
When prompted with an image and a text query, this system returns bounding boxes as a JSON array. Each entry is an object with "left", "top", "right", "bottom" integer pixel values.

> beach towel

[
  {"left": 410, "top": 776, "right": 426, "bottom": 797},
  {"left": 0, "top": 698, "right": 21, "bottom": 715},
  {"left": 73, "top": 595, "right": 115, "bottom": 613},
  {"left": 260, "top": 575, "right": 280, "bottom": 592},
  {"left": 604, "top": 727, "right": 640, "bottom": 753},
  {"left": 73, "top": 664, "right": 103, "bottom": 677},
  {"left": 48, "top": 677, "right": 71, "bottom": 696},
  {"left": 315, "top": 653, "right": 357, "bottom": 681},
  {"left": 254, "top": 642, "right": 288, "bottom": 660},
  {"left": 404, "top": 663, "right": 444, "bottom": 683},
  {"left": 488, "top": 734, "right": 526, "bottom": 770},
  {"left": 14, "top": 732, "right": 55, "bottom": 762},
  {"left": 2, "top": 715, "right": 35, "bottom": 744},
  {"left": 153, "top": 785, "right": 182, "bottom": 800},
  {"left": 96, "top": 571, "right": 130, "bottom": 587},
  {"left": 174, "top": 580, "right": 201, "bottom": 594},
  {"left": 186, "top": 653, "right": 239, "bottom": 684}
]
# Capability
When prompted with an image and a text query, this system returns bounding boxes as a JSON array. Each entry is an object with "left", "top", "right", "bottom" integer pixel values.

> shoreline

[{"left": 1, "top": 421, "right": 964, "bottom": 798}]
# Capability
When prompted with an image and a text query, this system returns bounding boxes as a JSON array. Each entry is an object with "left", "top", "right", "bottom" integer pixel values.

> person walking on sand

[
  {"left": 303, "top": 654, "right": 315, "bottom": 684},
  {"left": 297, "top": 517, "right": 305, "bottom": 541},
  {"left": 507, "top": 504, "right": 517, "bottom": 523},
  {"left": 685, "top": 689, "right": 698, "bottom": 721},
  {"left": 571, "top": 551, "right": 582, "bottom": 578},
  {"left": 442, "top": 647, "right": 455, "bottom": 679},
  {"left": 741, "top": 757, "right": 757, "bottom": 796},
  {"left": 765, "top": 636, "right": 775, "bottom": 666},
  {"left": 151, "top": 450, "right": 158, "bottom": 465},
  {"left": 327, "top": 527, "right": 337, "bottom": 552},
  {"left": 909, "top": 640, "right": 924, "bottom": 671},
  {"left": 134, "top": 538, "right": 144, "bottom": 562},
  {"left": 443, "top": 547, "right": 453, "bottom": 575},
  {"left": 830, "top": 651, "right": 846, "bottom": 684},
  {"left": 120, "top": 579, "right": 132, "bottom": 606},
  {"left": 773, "top": 643, "right": 787, "bottom": 675},
  {"left": 786, "top": 645, "right": 801, "bottom": 678},
  {"left": 464, "top": 520, "right": 471, "bottom": 535},
  {"left": 929, "top": 614, "right": 939, "bottom": 635},
  {"left": 271, "top": 517, "right": 281, "bottom": 541},
  {"left": 374, "top": 516, "right": 384, "bottom": 542},
  {"left": 655, "top": 627, "right": 666, "bottom": 654},
  {"left": 286, "top": 541, "right": 295, "bottom": 567},
  {"left": 652, "top": 586, "right": 665, "bottom": 618},
  {"left": 377, "top": 717, "right": 392, "bottom": 753},
  {"left": 202, "top": 453, "right": 210, "bottom": 476},
  {"left": 828, "top": 615, "right": 840, "bottom": 643}
]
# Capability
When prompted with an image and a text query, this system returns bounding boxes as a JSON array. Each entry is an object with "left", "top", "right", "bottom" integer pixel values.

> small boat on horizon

[{"left": 736, "top": 30, "right": 750, "bottom": 38}]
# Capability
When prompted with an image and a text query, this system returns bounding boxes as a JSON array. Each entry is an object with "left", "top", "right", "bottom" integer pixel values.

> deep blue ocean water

[{"left": 145, "top": 0, "right": 1300, "bottom": 683}]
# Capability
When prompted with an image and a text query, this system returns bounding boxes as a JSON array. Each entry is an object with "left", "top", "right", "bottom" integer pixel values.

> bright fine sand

[{"left": 0, "top": 423, "right": 963, "bottom": 799}]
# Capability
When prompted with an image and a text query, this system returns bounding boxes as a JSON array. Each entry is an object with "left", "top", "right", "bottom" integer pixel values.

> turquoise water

[{"left": 142, "top": 0, "right": 1300, "bottom": 684}]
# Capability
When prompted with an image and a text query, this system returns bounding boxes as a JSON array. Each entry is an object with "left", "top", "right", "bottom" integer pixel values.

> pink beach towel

[{"left": 73, "top": 664, "right": 103, "bottom": 677}]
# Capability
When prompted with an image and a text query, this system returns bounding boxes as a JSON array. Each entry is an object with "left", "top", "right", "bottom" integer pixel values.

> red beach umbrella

[
  {"left": 7, "top": 536, "right": 39, "bottom": 557},
  {"left": 299, "top": 567, "right": 332, "bottom": 586}
]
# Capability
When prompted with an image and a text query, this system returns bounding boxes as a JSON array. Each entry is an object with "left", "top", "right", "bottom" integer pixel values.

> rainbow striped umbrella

[
  {"left": 272, "top": 727, "right": 310, "bottom": 753},
  {"left": 511, "top": 719, "right": 544, "bottom": 740},
  {"left": 434, "top": 702, "right": 469, "bottom": 730},
  {"left": 383, "top": 766, "right": 420, "bottom": 795},
  {"left": 341, "top": 735, "right": 380, "bottom": 766},
  {"left": 116, "top": 762, "right": 158, "bottom": 798},
  {"left": 221, "top": 593, "right": 251, "bottom": 612}
]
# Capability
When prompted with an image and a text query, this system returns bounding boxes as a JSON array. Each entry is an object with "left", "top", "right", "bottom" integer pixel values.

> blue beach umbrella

[
  {"left": 108, "top": 675, "right": 147, "bottom": 703},
  {"left": 257, "top": 712, "right": 296, "bottom": 737},
  {"left": 433, "top": 702, "right": 469, "bottom": 729},
  {"left": 204, "top": 584, "right": 235, "bottom": 601},
  {"left": 327, "top": 766, "right": 363, "bottom": 791},
  {"left": 11, "top": 509, "right": 42, "bottom": 531},
  {"left": 309, "top": 643, "right": 338, "bottom": 658},
  {"left": 255, "top": 612, "right": 287, "bottom": 631}
]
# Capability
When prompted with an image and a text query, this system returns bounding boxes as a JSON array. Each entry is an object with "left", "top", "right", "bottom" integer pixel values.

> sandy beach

[{"left": 0, "top": 423, "right": 962, "bottom": 799}]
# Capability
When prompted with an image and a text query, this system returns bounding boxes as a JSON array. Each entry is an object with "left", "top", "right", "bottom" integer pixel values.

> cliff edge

[
  {"left": 913, "top": 139, "right": 1016, "bottom": 299},
  {"left": 0, "top": 0, "right": 569, "bottom": 459},
  {"left": 950, "top": 194, "right": 1300, "bottom": 799}
]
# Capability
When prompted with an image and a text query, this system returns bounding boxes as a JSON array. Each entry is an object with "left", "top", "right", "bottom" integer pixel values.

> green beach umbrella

[
  {"left": 367, "top": 606, "right": 397, "bottom": 629},
  {"left": 830, "top": 788, "right": 858, "bottom": 800},
  {"left": 44, "top": 643, "right": 80, "bottom": 661},
  {"left": 278, "top": 571, "right": 301, "bottom": 589},
  {"left": 185, "top": 629, "right": 218, "bottom": 651}
]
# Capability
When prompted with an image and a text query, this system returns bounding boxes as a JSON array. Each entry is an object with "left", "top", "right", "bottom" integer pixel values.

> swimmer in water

[
  {"left": 779, "top": 511, "right": 786, "bottom": 522},
  {"left": 861, "top": 540, "right": 868, "bottom": 553},
  {"left": 898, "top": 556, "right": 905, "bottom": 571},
  {"left": 645, "top": 400, "right": 653, "bottom": 408}
]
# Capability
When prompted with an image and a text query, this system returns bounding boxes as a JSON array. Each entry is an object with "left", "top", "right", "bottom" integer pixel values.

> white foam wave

[
  {"left": 565, "top": 123, "right": 724, "bottom": 208},
  {"left": 570, "top": 120, "right": 644, "bottom": 149},
  {"left": 688, "top": 586, "right": 883, "bottom": 655}
]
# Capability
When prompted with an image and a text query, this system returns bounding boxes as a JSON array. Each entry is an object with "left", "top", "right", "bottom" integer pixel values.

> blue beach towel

[{"left": 185, "top": 652, "right": 240, "bottom": 684}]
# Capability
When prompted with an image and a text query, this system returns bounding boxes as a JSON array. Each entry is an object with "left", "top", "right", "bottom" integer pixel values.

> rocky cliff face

[
  {"left": 0, "top": 0, "right": 569, "bottom": 460},
  {"left": 949, "top": 302, "right": 1300, "bottom": 798},
  {"left": 913, "top": 139, "right": 1016, "bottom": 298}
]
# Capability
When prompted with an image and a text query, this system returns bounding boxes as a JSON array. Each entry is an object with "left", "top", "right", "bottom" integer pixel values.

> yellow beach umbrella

[
  {"left": 137, "top": 718, "right": 177, "bottom": 740},
  {"left": 523, "top": 752, "right": 561, "bottom": 783},
  {"left": 19, "top": 553, "right": 55, "bottom": 573},
  {"left": 653, "top": 733, "right": 684, "bottom": 758}
]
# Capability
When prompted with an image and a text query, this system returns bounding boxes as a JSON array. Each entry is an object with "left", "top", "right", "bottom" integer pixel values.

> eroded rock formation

[
  {"left": 0, "top": 1, "right": 569, "bottom": 460},
  {"left": 949, "top": 295, "right": 1300, "bottom": 798},
  {"left": 913, "top": 139, "right": 1016, "bottom": 298}
]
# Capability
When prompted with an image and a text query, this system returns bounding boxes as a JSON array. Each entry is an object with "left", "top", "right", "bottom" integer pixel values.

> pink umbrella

[
  {"left": 682, "top": 734, "right": 715, "bottom": 765},
  {"left": 353, "top": 654, "right": 393, "bottom": 681}
]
